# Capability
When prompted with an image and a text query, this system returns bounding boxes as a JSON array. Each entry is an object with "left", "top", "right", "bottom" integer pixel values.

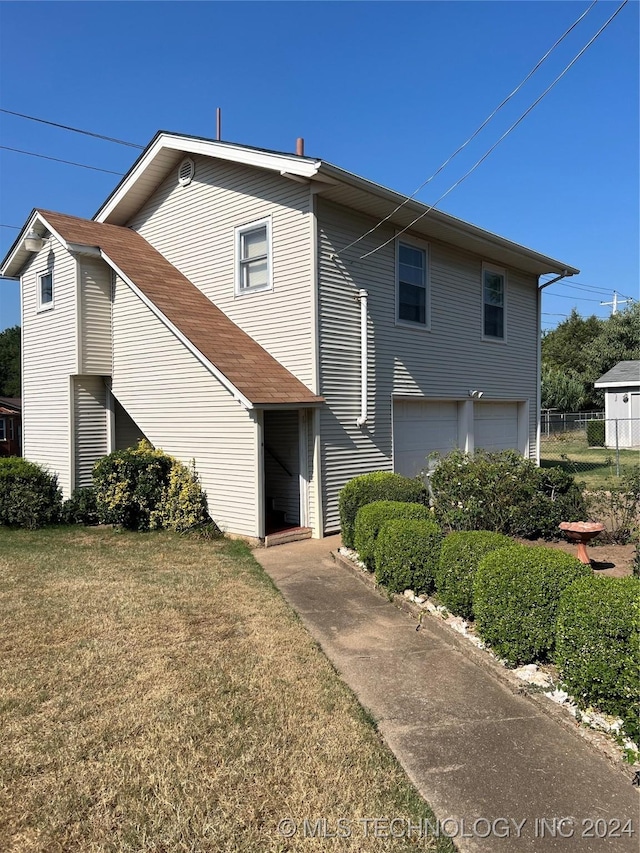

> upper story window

[
  {"left": 38, "top": 269, "right": 54, "bottom": 312},
  {"left": 482, "top": 264, "right": 506, "bottom": 340},
  {"left": 397, "top": 240, "right": 429, "bottom": 327},
  {"left": 235, "top": 218, "right": 272, "bottom": 295}
]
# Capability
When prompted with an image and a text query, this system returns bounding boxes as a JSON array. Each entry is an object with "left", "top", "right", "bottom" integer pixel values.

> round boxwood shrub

[
  {"left": 374, "top": 517, "right": 443, "bottom": 594},
  {"left": 354, "top": 500, "right": 432, "bottom": 570},
  {"left": 473, "top": 544, "right": 590, "bottom": 665},
  {"left": 556, "top": 575, "right": 640, "bottom": 743},
  {"left": 436, "top": 531, "right": 512, "bottom": 620},
  {"left": 339, "top": 472, "right": 427, "bottom": 548},
  {"left": 0, "top": 457, "right": 62, "bottom": 529}
]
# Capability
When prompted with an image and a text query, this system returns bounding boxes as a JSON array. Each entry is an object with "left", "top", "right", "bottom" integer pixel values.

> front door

[{"left": 263, "top": 410, "right": 301, "bottom": 533}]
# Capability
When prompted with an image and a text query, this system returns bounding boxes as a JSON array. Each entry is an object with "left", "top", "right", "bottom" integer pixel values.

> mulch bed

[{"left": 515, "top": 537, "right": 635, "bottom": 578}]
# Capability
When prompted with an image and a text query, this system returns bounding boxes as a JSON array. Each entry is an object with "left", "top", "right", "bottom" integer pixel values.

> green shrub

[
  {"left": 556, "top": 576, "right": 640, "bottom": 742},
  {"left": 473, "top": 544, "right": 590, "bottom": 665},
  {"left": 587, "top": 466, "right": 640, "bottom": 545},
  {"left": 150, "top": 460, "right": 209, "bottom": 533},
  {"left": 354, "top": 500, "right": 432, "bottom": 570},
  {"left": 62, "top": 486, "right": 99, "bottom": 525},
  {"left": 436, "top": 531, "right": 512, "bottom": 620},
  {"left": 374, "top": 518, "right": 443, "bottom": 594},
  {"left": 0, "top": 457, "right": 62, "bottom": 529},
  {"left": 429, "top": 449, "right": 585, "bottom": 539},
  {"left": 586, "top": 419, "right": 605, "bottom": 447},
  {"left": 93, "top": 441, "right": 209, "bottom": 532},
  {"left": 339, "top": 472, "right": 427, "bottom": 548}
]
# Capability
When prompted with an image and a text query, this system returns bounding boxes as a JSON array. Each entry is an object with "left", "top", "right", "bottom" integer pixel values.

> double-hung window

[
  {"left": 38, "top": 269, "right": 54, "bottom": 312},
  {"left": 235, "top": 218, "right": 272, "bottom": 295},
  {"left": 0, "top": 419, "right": 5, "bottom": 441},
  {"left": 397, "top": 240, "right": 428, "bottom": 327},
  {"left": 482, "top": 264, "right": 506, "bottom": 340}
]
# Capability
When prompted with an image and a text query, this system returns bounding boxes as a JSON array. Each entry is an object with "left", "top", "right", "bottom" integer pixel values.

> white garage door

[
  {"left": 393, "top": 400, "right": 459, "bottom": 477},
  {"left": 474, "top": 402, "right": 519, "bottom": 452}
]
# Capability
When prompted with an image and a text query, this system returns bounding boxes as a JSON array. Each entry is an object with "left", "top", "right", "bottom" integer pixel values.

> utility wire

[
  {"left": 0, "top": 145, "right": 125, "bottom": 176},
  {"left": 0, "top": 224, "right": 21, "bottom": 230},
  {"left": 358, "top": 0, "right": 629, "bottom": 261},
  {"left": 0, "top": 108, "right": 144, "bottom": 149},
  {"left": 335, "top": 0, "right": 599, "bottom": 258}
]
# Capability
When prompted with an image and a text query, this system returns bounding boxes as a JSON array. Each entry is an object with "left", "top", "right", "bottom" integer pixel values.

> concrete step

[{"left": 264, "top": 527, "right": 312, "bottom": 548}]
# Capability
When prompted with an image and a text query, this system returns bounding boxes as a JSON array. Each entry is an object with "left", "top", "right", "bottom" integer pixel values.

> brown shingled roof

[{"left": 40, "top": 211, "right": 323, "bottom": 407}]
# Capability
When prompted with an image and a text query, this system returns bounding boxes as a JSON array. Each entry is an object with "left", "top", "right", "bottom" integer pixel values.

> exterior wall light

[
  {"left": 468, "top": 390, "right": 484, "bottom": 399},
  {"left": 24, "top": 231, "right": 45, "bottom": 252}
]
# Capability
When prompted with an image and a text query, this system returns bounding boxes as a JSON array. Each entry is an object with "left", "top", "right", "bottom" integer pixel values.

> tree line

[
  {"left": 0, "top": 325, "right": 20, "bottom": 398},
  {"left": 541, "top": 303, "right": 639, "bottom": 411}
]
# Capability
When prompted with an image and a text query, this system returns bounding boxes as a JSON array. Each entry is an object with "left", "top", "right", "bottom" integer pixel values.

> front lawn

[{"left": 0, "top": 527, "right": 452, "bottom": 852}]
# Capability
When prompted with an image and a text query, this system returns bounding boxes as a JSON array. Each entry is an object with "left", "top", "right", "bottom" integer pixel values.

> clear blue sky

[{"left": 0, "top": 1, "right": 638, "bottom": 332}]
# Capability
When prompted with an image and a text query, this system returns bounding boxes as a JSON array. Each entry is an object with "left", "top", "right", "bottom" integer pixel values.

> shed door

[
  {"left": 393, "top": 400, "right": 459, "bottom": 477},
  {"left": 473, "top": 402, "right": 519, "bottom": 452}
]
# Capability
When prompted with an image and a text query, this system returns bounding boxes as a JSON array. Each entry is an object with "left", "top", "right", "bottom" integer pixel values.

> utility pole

[{"left": 600, "top": 291, "right": 632, "bottom": 315}]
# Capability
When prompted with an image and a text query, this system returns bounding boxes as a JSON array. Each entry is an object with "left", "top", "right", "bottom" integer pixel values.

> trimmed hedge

[
  {"left": 436, "top": 531, "right": 512, "bottom": 620},
  {"left": 374, "top": 518, "right": 443, "bottom": 594},
  {"left": 429, "top": 449, "right": 585, "bottom": 540},
  {"left": 354, "top": 500, "right": 432, "bottom": 570},
  {"left": 339, "top": 472, "right": 427, "bottom": 548},
  {"left": 473, "top": 544, "right": 590, "bottom": 665},
  {"left": 586, "top": 419, "right": 605, "bottom": 447},
  {"left": 556, "top": 575, "right": 640, "bottom": 742},
  {"left": 0, "top": 457, "right": 62, "bottom": 529}
]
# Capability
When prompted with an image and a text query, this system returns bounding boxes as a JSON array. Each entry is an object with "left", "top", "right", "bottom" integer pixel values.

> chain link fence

[{"left": 540, "top": 414, "right": 640, "bottom": 488}]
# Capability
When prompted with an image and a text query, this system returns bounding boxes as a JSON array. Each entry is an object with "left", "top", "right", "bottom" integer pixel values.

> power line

[
  {"left": 0, "top": 108, "right": 144, "bottom": 149},
  {"left": 357, "top": 0, "right": 629, "bottom": 261},
  {"left": 0, "top": 224, "right": 21, "bottom": 230},
  {"left": 336, "top": 0, "right": 599, "bottom": 258},
  {"left": 0, "top": 145, "right": 125, "bottom": 176},
  {"left": 542, "top": 292, "right": 606, "bottom": 303}
]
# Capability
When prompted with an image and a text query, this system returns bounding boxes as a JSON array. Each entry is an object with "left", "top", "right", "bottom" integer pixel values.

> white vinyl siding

[
  {"left": 317, "top": 198, "right": 539, "bottom": 533},
  {"left": 21, "top": 237, "right": 77, "bottom": 496},
  {"left": 113, "top": 398, "right": 147, "bottom": 450},
  {"left": 73, "top": 376, "right": 108, "bottom": 488},
  {"left": 79, "top": 258, "right": 112, "bottom": 374},
  {"left": 128, "top": 155, "right": 313, "bottom": 387},
  {"left": 111, "top": 276, "right": 259, "bottom": 537}
]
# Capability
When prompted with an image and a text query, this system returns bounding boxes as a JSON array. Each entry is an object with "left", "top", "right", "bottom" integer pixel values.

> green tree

[
  {"left": 541, "top": 309, "right": 602, "bottom": 374},
  {"left": 541, "top": 364, "right": 586, "bottom": 412},
  {"left": 0, "top": 326, "right": 21, "bottom": 397},
  {"left": 582, "top": 302, "right": 640, "bottom": 399}
]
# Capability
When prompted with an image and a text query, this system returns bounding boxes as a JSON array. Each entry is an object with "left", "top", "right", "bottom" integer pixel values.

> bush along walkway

[{"left": 255, "top": 536, "right": 639, "bottom": 853}]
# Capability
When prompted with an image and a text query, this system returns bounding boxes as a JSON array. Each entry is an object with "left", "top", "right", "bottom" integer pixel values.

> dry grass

[{"left": 0, "top": 527, "right": 453, "bottom": 852}]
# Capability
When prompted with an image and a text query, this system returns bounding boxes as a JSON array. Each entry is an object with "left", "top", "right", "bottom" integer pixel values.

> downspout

[
  {"left": 536, "top": 269, "right": 573, "bottom": 463},
  {"left": 355, "top": 289, "right": 368, "bottom": 427}
]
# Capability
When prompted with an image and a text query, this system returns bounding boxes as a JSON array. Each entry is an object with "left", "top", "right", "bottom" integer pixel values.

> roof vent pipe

[
  {"left": 355, "top": 289, "right": 368, "bottom": 427},
  {"left": 296, "top": 137, "right": 304, "bottom": 156},
  {"left": 216, "top": 108, "right": 222, "bottom": 141}
]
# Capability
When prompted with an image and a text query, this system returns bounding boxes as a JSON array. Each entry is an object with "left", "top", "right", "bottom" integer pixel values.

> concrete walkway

[{"left": 254, "top": 536, "right": 639, "bottom": 852}]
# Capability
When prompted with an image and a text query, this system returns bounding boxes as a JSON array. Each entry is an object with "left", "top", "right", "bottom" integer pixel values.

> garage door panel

[
  {"left": 474, "top": 402, "right": 518, "bottom": 452},
  {"left": 393, "top": 401, "right": 459, "bottom": 477}
]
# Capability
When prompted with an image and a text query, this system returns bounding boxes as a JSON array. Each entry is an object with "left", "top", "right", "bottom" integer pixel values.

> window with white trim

[
  {"left": 0, "top": 419, "right": 5, "bottom": 441},
  {"left": 235, "top": 218, "right": 271, "bottom": 295},
  {"left": 482, "top": 265, "right": 506, "bottom": 339},
  {"left": 38, "top": 269, "right": 54, "bottom": 311},
  {"left": 397, "top": 240, "right": 428, "bottom": 327}
]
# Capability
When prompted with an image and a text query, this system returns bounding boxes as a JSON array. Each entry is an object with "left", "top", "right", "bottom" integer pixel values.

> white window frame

[
  {"left": 37, "top": 268, "right": 54, "bottom": 313},
  {"left": 395, "top": 236, "right": 430, "bottom": 330},
  {"left": 234, "top": 217, "right": 272, "bottom": 296},
  {"left": 481, "top": 262, "right": 507, "bottom": 342},
  {"left": 0, "top": 418, "right": 5, "bottom": 441}
]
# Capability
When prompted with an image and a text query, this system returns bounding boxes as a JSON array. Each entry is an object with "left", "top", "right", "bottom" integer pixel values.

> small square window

[
  {"left": 397, "top": 241, "right": 428, "bottom": 327},
  {"left": 482, "top": 266, "right": 505, "bottom": 340},
  {"left": 38, "top": 270, "right": 54, "bottom": 311},
  {"left": 235, "top": 219, "right": 271, "bottom": 295}
]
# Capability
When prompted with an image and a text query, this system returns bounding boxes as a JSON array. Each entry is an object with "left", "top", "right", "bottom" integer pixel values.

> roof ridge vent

[{"left": 178, "top": 157, "right": 195, "bottom": 187}]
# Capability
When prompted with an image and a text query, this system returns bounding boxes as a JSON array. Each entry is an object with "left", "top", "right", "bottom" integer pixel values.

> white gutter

[
  {"left": 536, "top": 269, "right": 573, "bottom": 463},
  {"left": 355, "top": 289, "right": 368, "bottom": 427}
]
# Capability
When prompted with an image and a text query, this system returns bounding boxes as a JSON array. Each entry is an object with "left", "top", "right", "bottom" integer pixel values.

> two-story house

[{"left": 1, "top": 132, "right": 578, "bottom": 541}]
